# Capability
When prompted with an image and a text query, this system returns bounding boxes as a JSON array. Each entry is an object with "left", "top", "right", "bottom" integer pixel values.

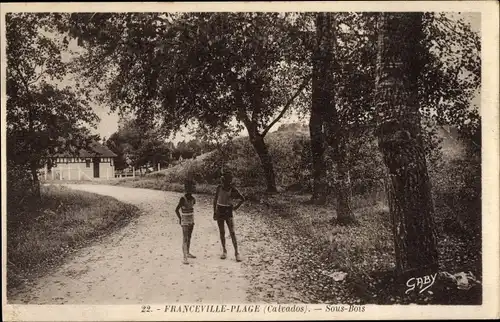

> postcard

[{"left": 1, "top": 1, "right": 498, "bottom": 321}]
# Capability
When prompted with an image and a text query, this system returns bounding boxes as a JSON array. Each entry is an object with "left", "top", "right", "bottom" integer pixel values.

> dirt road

[{"left": 8, "top": 184, "right": 252, "bottom": 304}]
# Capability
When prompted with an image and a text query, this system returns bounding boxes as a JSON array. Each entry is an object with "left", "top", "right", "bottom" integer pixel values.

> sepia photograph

[{"left": 1, "top": 1, "right": 498, "bottom": 321}]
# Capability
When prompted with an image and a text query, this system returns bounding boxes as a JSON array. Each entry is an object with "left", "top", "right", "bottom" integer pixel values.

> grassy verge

[
  {"left": 7, "top": 184, "right": 141, "bottom": 294},
  {"left": 242, "top": 191, "right": 481, "bottom": 304}
]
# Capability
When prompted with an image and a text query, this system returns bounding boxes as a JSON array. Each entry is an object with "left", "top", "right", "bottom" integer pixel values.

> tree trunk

[
  {"left": 309, "top": 13, "right": 327, "bottom": 204},
  {"left": 309, "top": 64, "right": 326, "bottom": 203},
  {"left": 248, "top": 133, "right": 278, "bottom": 193},
  {"left": 375, "top": 13, "right": 439, "bottom": 275},
  {"left": 315, "top": 12, "right": 356, "bottom": 222},
  {"left": 30, "top": 160, "right": 41, "bottom": 198},
  {"left": 331, "top": 137, "right": 356, "bottom": 224},
  {"left": 27, "top": 99, "right": 40, "bottom": 198},
  {"left": 232, "top": 87, "right": 278, "bottom": 194}
]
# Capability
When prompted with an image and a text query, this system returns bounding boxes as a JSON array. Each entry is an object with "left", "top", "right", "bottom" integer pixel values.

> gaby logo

[{"left": 405, "top": 273, "right": 437, "bottom": 294}]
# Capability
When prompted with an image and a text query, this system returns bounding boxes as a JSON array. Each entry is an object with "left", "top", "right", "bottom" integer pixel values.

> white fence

[{"left": 42, "top": 165, "right": 113, "bottom": 181}]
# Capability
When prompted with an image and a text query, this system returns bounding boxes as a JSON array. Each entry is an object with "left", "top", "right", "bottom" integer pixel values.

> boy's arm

[
  {"left": 213, "top": 186, "right": 219, "bottom": 213},
  {"left": 175, "top": 198, "right": 183, "bottom": 224},
  {"left": 232, "top": 188, "right": 245, "bottom": 211}
]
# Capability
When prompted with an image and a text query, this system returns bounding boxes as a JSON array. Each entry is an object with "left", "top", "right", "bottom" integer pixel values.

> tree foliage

[
  {"left": 6, "top": 13, "right": 98, "bottom": 195},
  {"left": 59, "top": 12, "right": 312, "bottom": 191},
  {"left": 105, "top": 118, "right": 171, "bottom": 170},
  {"left": 55, "top": 12, "right": 479, "bottom": 192}
]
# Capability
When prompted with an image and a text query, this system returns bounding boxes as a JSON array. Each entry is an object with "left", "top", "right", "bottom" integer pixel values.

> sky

[{"left": 83, "top": 12, "right": 480, "bottom": 143}]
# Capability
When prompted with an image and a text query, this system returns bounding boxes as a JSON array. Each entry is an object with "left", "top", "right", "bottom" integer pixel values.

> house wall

[
  {"left": 48, "top": 157, "right": 115, "bottom": 180},
  {"left": 51, "top": 162, "right": 93, "bottom": 180},
  {"left": 99, "top": 161, "right": 115, "bottom": 179}
]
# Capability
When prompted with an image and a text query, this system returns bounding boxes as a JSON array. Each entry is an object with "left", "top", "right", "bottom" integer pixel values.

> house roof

[{"left": 53, "top": 141, "right": 117, "bottom": 158}]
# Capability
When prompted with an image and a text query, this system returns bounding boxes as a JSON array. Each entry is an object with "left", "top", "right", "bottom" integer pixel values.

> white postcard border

[{"left": 1, "top": 1, "right": 498, "bottom": 321}]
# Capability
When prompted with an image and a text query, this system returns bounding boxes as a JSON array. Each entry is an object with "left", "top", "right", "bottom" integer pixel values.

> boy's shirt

[
  {"left": 179, "top": 194, "right": 195, "bottom": 226},
  {"left": 180, "top": 194, "right": 196, "bottom": 213},
  {"left": 217, "top": 184, "right": 243, "bottom": 206}
]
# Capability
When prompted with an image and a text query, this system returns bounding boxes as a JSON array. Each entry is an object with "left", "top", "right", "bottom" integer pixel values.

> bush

[
  {"left": 146, "top": 128, "right": 388, "bottom": 197},
  {"left": 430, "top": 153, "right": 481, "bottom": 235},
  {"left": 7, "top": 161, "right": 36, "bottom": 221}
]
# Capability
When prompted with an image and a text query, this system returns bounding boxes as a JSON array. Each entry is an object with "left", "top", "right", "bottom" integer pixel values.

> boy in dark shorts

[
  {"left": 175, "top": 179, "right": 197, "bottom": 265},
  {"left": 213, "top": 171, "right": 245, "bottom": 262}
]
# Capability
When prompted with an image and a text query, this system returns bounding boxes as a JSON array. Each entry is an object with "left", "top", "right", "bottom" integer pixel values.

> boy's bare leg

[
  {"left": 226, "top": 218, "right": 241, "bottom": 261},
  {"left": 187, "top": 225, "right": 196, "bottom": 258},
  {"left": 182, "top": 226, "right": 189, "bottom": 264},
  {"left": 217, "top": 219, "right": 227, "bottom": 259}
]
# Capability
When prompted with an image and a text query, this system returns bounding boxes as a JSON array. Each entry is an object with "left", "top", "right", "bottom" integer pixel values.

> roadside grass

[{"left": 7, "top": 184, "right": 141, "bottom": 294}]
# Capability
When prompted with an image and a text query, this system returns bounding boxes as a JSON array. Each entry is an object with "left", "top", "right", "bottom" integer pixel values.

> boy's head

[
  {"left": 221, "top": 171, "right": 233, "bottom": 185},
  {"left": 184, "top": 179, "right": 195, "bottom": 194}
]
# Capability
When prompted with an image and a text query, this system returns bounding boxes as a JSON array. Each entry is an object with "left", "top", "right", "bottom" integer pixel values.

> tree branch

[
  {"left": 261, "top": 74, "right": 312, "bottom": 137},
  {"left": 228, "top": 76, "right": 254, "bottom": 131},
  {"left": 13, "top": 64, "right": 31, "bottom": 92},
  {"left": 27, "top": 59, "right": 48, "bottom": 86}
]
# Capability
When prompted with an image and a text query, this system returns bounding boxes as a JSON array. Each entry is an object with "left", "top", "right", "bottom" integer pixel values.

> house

[{"left": 45, "top": 141, "right": 117, "bottom": 180}]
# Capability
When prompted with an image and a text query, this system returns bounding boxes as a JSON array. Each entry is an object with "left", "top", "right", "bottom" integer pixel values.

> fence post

[
  {"left": 133, "top": 167, "right": 135, "bottom": 178},
  {"left": 158, "top": 163, "right": 160, "bottom": 172},
  {"left": 44, "top": 163, "right": 47, "bottom": 180},
  {"left": 51, "top": 167, "right": 54, "bottom": 180}
]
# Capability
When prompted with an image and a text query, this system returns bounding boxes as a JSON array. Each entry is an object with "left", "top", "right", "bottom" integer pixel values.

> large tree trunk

[
  {"left": 315, "top": 12, "right": 356, "bottom": 222},
  {"left": 309, "top": 61, "right": 327, "bottom": 203},
  {"left": 248, "top": 132, "right": 278, "bottom": 193},
  {"left": 331, "top": 137, "right": 356, "bottom": 224},
  {"left": 375, "top": 13, "right": 439, "bottom": 275}
]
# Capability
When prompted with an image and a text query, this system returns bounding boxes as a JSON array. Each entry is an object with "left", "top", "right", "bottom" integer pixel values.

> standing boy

[
  {"left": 213, "top": 171, "right": 245, "bottom": 262},
  {"left": 175, "top": 179, "right": 197, "bottom": 265}
]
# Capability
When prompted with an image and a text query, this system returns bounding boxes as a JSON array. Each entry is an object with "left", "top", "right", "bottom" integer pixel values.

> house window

[{"left": 86, "top": 159, "right": 91, "bottom": 168}]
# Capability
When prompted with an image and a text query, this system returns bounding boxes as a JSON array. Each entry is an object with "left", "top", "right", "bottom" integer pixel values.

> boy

[
  {"left": 175, "top": 179, "right": 197, "bottom": 265},
  {"left": 213, "top": 171, "right": 245, "bottom": 262}
]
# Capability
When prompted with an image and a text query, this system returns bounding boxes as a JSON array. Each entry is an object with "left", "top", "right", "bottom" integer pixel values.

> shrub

[
  {"left": 430, "top": 153, "right": 481, "bottom": 235},
  {"left": 7, "top": 161, "right": 37, "bottom": 222}
]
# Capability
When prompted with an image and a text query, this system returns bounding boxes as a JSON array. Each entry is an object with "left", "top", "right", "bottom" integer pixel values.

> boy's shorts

[
  {"left": 181, "top": 214, "right": 194, "bottom": 226},
  {"left": 214, "top": 205, "right": 233, "bottom": 221}
]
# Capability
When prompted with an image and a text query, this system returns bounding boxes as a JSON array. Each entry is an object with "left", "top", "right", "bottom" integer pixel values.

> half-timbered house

[{"left": 45, "top": 141, "right": 117, "bottom": 180}]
